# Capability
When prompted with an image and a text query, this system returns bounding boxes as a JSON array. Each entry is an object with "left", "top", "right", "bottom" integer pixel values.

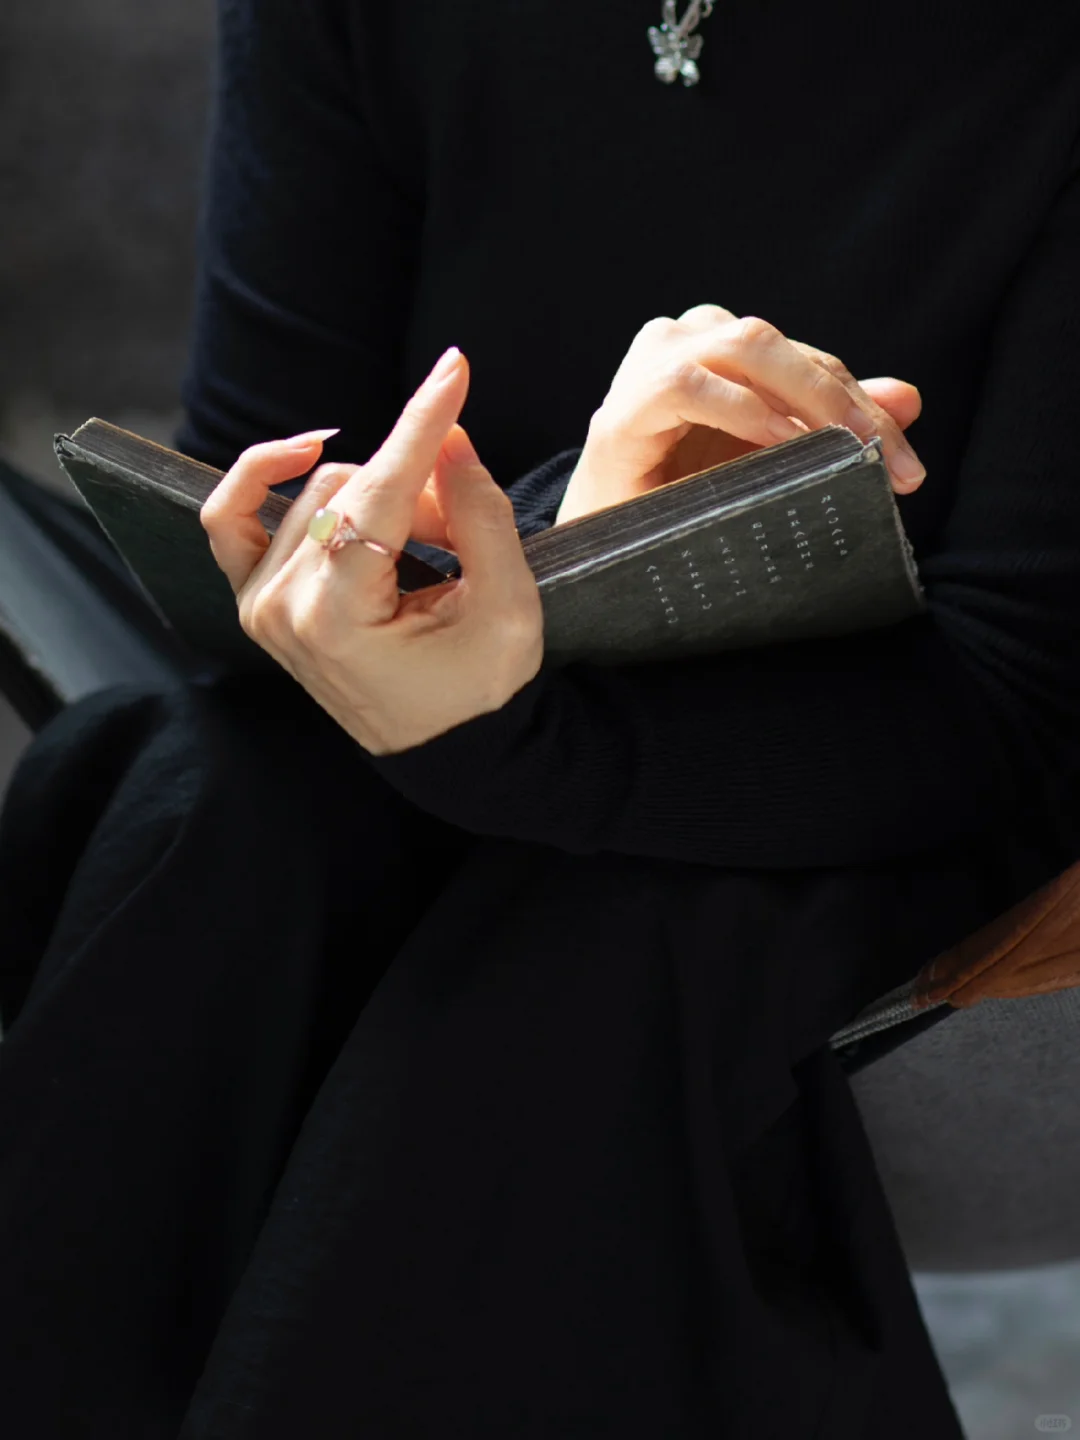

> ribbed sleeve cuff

[
  {"left": 504, "top": 447, "right": 581, "bottom": 539},
  {"left": 365, "top": 662, "right": 555, "bottom": 832}
]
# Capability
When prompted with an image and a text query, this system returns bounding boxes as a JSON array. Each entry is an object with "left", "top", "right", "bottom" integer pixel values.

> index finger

[
  {"left": 699, "top": 317, "right": 926, "bottom": 491},
  {"left": 776, "top": 339, "right": 927, "bottom": 490},
  {"left": 200, "top": 429, "right": 339, "bottom": 592}
]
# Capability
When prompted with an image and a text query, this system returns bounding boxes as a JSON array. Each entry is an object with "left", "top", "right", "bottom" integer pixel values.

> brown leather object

[{"left": 916, "top": 859, "right": 1080, "bottom": 1008}]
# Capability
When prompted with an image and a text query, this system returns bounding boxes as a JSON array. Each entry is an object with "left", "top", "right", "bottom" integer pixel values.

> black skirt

[{"left": 0, "top": 673, "right": 990, "bottom": 1437}]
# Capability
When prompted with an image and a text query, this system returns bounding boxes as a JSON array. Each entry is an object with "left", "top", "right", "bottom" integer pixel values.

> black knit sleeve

[
  {"left": 174, "top": 0, "right": 422, "bottom": 475},
  {"left": 504, "top": 449, "right": 581, "bottom": 539},
  {"left": 367, "top": 147, "right": 1080, "bottom": 870}
]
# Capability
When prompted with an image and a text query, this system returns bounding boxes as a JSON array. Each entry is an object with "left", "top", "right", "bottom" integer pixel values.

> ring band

[{"left": 307, "top": 507, "right": 401, "bottom": 560}]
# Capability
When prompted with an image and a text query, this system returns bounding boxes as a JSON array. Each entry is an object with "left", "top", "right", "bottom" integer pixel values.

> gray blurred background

[{"left": 1, "top": 2, "right": 1078, "bottom": 1431}]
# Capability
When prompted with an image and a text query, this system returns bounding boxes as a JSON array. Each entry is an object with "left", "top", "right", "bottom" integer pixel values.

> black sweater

[
  {"left": 2, "top": 5, "right": 1077, "bottom": 1435},
  {"left": 177, "top": 0, "right": 1080, "bottom": 877}
]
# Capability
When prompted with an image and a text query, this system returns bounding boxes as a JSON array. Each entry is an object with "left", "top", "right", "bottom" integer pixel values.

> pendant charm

[{"left": 648, "top": 0, "right": 715, "bottom": 87}]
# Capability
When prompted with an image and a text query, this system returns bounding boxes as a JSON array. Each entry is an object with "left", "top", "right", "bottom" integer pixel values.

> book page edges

[{"left": 55, "top": 423, "right": 291, "bottom": 531}]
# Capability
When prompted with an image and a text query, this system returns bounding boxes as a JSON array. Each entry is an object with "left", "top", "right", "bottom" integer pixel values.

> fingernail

[
  {"left": 427, "top": 346, "right": 463, "bottom": 387},
  {"left": 844, "top": 404, "right": 876, "bottom": 440},
  {"left": 442, "top": 424, "right": 478, "bottom": 465},
  {"left": 767, "top": 413, "right": 804, "bottom": 441},
  {"left": 284, "top": 427, "right": 340, "bottom": 449},
  {"left": 891, "top": 439, "right": 926, "bottom": 485}
]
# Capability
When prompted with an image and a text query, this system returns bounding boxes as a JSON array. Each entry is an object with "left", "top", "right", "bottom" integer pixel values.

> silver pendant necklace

[{"left": 648, "top": 0, "right": 716, "bottom": 87}]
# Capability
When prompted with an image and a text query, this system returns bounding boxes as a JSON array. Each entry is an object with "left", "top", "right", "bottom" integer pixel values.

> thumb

[
  {"left": 434, "top": 424, "right": 534, "bottom": 610},
  {"left": 408, "top": 471, "right": 453, "bottom": 551}
]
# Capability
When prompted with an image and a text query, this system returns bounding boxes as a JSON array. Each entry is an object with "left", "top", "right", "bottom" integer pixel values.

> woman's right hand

[{"left": 554, "top": 304, "right": 925, "bottom": 526}]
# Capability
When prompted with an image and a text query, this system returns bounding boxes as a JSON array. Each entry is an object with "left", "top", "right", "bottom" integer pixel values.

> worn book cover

[{"left": 54, "top": 420, "right": 924, "bottom": 672}]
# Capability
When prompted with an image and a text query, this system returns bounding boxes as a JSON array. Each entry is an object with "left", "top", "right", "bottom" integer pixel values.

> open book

[{"left": 53, "top": 420, "right": 925, "bottom": 671}]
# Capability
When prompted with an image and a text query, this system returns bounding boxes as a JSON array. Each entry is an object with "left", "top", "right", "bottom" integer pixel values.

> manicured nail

[
  {"left": 428, "top": 346, "right": 463, "bottom": 387},
  {"left": 891, "top": 439, "right": 926, "bottom": 485},
  {"left": 844, "top": 404, "right": 876, "bottom": 440},
  {"left": 767, "top": 412, "right": 804, "bottom": 441},
  {"left": 284, "top": 427, "right": 340, "bottom": 449}
]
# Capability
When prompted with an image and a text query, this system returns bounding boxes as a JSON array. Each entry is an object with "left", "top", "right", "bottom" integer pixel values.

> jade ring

[{"left": 307, "top": 508, "right": 400, "bottom": 560}]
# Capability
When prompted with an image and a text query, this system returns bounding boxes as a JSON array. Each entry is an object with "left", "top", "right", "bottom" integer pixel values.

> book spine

[{"left": 538, "top": 458, "right": 924, "bottom": 668}]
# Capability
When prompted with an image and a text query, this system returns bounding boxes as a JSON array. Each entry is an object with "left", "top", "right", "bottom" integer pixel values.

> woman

[{"left": 0, "top": 0, "right": 1078, "bottom": 1435}]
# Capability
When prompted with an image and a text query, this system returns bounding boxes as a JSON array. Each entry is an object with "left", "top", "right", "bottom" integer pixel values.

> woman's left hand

[
  {"left": 200, "top": 348, "right": 545, "bottom": 756},
  {"left": 555, "top": 304, "right": 926, "bottom": 526}
]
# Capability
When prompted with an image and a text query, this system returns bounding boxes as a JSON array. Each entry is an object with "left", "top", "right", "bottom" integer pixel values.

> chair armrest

[
  {"left": 0, "top": 459, "right": 199, "bottom": 729},
  {"left": 832, "top": 857, "right": 1080, "bottom": 1074}
]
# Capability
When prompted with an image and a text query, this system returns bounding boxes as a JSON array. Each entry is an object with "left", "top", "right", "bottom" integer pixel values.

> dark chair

[{"left": 0, "top": 455, "right": 200, "bottom": 729}]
